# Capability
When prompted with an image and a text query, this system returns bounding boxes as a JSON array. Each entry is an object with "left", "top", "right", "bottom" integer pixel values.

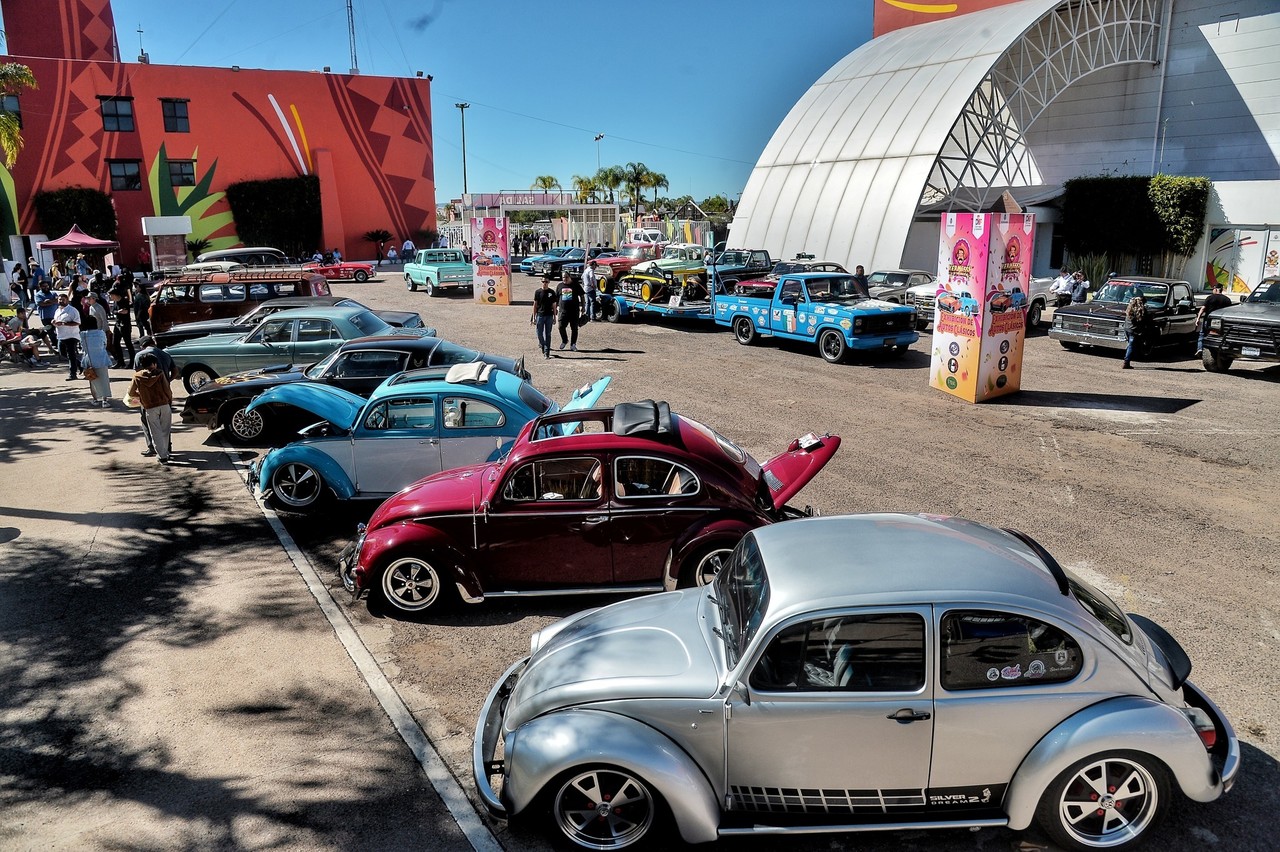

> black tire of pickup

[
  {"left": 405, "top": 274, "right": 417, "bottom": 292},
  {"left": 733, "top": 316, "right": 757, "bottom": 345},
  {"left": 1202, "top": 348, "right": 1233, "bottom": 372}
]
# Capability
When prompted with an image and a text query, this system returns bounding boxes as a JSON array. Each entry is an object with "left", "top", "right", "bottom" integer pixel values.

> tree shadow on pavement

[{"left": 0, "top": 448, "right": 469, "bottom": 848}]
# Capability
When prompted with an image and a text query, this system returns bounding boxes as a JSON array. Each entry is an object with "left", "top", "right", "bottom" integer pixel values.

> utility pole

[
  {"left": 455, "top": 103, "right": 470, "bottom": 195},
  {"left": 594, "top": 133, "right": 604, "bottom": 171},
  {"left": 346, "top": 0, "right": 359, "bottom": 73}
]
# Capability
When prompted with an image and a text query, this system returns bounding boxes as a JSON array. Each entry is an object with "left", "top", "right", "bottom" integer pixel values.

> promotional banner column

[
  {"left": 472, "top": 217, "right": 511, "bottom": 305},
  {"left": 929, "top": 212, "right": 1034, "bottom": 403}
]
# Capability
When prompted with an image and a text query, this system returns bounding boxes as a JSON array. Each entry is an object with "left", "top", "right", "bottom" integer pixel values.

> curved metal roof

[{"left": 728, "top": 0, "right": 1060, "bottom": 271}]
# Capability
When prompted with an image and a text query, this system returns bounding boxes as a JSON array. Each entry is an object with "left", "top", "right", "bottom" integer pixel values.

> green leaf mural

[
  {"left": 148, "top": 143, "right": 237, "bottom": 252},
  {"left": 0, "top": 164, "right": 18, "bottom": 256}
]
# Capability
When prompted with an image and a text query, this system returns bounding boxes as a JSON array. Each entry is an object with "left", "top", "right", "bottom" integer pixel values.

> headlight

[
  {"left": 1209, "top": 317, "right": 1222, "bottom": 330},
  {"left": 853, "top": 317, "right": 863, "bottom": 332}
]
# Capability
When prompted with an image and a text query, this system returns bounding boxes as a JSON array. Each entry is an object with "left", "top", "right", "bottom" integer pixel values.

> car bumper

[
  {"left": 848, "top": 331, "right": 919, "bottom": 350},
  {"left": 1049, "top": 327, "right": 1127, "bottom": 350},
  {"left": 180, "top": 406, "right": 218, "bottom": 428},
  {"left": 338, "top": 524, "right": 366, "bottom": 597},
  {"left": 473, "top": 657, "right": 529, "bottom": 817}
]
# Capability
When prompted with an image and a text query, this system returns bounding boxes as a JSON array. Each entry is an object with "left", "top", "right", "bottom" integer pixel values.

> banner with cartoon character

[
  {"left": 472, "top": 217, "right": 511, "bottom": 305},
  {"left": 930, "top": 212, "right": 1033, "bottom": 402}
]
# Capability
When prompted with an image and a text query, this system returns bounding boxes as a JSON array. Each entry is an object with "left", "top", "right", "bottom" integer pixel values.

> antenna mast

[{"left": 346, "top": 0, "right": 359, "bottom": 74}]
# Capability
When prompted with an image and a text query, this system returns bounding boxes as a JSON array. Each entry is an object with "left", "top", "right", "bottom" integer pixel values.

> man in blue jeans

[
  {"left": 530, "top": 276, "right": 557, "bottom": 358},
  {"left": 1196, "top": 283, "right": 1232, "bottom": 354}
]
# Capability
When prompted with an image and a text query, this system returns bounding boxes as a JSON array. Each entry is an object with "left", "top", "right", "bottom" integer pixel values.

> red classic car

[
  {"left": 303, "top": 261, "right": 376, "bottom": 283},
  {"left": 340, "top": 400, "right": 840, "bottom": 615},
  {"left": 592, "top": 244, "right": 659, "bottom": 289}
]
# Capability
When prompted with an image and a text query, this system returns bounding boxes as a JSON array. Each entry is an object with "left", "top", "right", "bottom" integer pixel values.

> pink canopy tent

[{"left": 38, "top": 225, "right": 120, "bottom": 251}]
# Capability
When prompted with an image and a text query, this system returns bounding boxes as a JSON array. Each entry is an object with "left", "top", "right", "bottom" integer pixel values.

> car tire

[
  {"left": 1034, "top": 751, "right": 1169, "bottom": 852},
  {"left": 375, "top": 553, "right": 452, "bottom": 614},
  {"left": 733, "top": 316, "right": 757, "bottom": 345},
  {"left": 269, "top": 461, "right": 328, "bottom": 512},
  {"left": 549, "top": 765, "right": 667, "bottom": 850},
  {"left": 1060, "top": 340, "right": 1080, "bottom": 350},
  {"left": 680, "top": 544, "right": 735, "bottom": 588},
  {"left": 353, "top": 270, "right": 370, "bottom": 283},
  {"left": 182, "top": 364, "right": 217, "bottom": 393},
  {"left": 425, "top": 279, "right": 437, "bottom": 297},
  {"left": 818, "top": 329, "right": 848, "bottom": 364},
  {"left": 406, "top": 274, "right": 417, "bottom": 292},
  {"left": 1027, "top": 302, "right": 1043, "bottom": 329},
  {"left": 915, "top": 317, "right": 929, "bottom": 331},
  {"left": 603, "top": 298, "right": 622, "bottom": 323},
  {"left": 1202, "top": 348, "right": 1233, "bottom": 372},
  {"left": 221, "top": 399, "right": 267, "bottom": 444}
]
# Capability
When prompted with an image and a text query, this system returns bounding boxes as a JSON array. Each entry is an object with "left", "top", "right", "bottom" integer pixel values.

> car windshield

[
  {"left": 348, "top": 310, "right": 394, "bottom": 337},
  {"left": 1066, "top": 570, "right": 1133, "bottom": 644},
  {"left": 304, "top": 349, "right": 340, "bottom": 379},
  {"left": 716, "top": 251, "right": 749, "bottom": 266},
  {"left": 1248, "top": 278, "right": 1280, "bottom": 302},
  {"left": 622, "top": 247, "right": 648, "bottom": 259},
  {"left": 1094, "top": 281, "right": 1168, "bottom": 306},
  {"left": 812, "top": 275, "right": 867, "bottom": 300},
  {"left": 770, "top": 262, "right": 808, "bottom": 276},
  {"left": 431, "top": 340, "right": 480, "bottom": 365},
  {"left": 868, "top": 272, "right": 909, "bottom": 286},
  {"left": 713, "top": 534, "right": 770, "bottom": 667}
]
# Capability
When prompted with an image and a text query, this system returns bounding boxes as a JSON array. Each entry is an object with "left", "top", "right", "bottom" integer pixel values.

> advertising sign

[
  {"left": 929, "top": 212, "right": 1033, "bottom": 403},
  {"left": 471, "top": 217, "right": 511, "bottom": 305}
]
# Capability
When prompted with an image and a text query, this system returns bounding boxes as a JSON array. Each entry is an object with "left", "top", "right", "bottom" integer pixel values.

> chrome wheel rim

[
  {"left": 353, "top": 270, "right": 368, "bottom": 282},
  {"left": 555, "top": 768, "right": 654, "bottom": 850},
  {"left": 273, "top": 462, "right": 322, "bottom": 508},
  {"left": 228, "top": 405, "right": 264, "bottom": 441},
  {"left": 187, "top": 368, "right": 213, "bottom": 390},
  {"left": 1058, "top": 757, "right": 1159, "bottom": 848},
  {"left": 381, "top": 557, "right": 441, "bottom": 612},
  {"left": 694, "top": 547, "right": 732, "bottom": 586}
]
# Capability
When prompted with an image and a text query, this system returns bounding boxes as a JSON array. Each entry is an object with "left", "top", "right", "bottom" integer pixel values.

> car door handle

[
  {"left": 886, "top": 708, "right": 931, "bottom": 723},
  {"left": 582, "top": 515, "right": 608, "bottom": 527},
  {"left": 420, "top": 438, "right": 438, "bottom": 445}
]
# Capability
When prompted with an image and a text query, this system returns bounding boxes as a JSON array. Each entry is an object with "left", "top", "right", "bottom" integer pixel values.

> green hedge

[
  {"left": 1062, "top": 174, "right": 1209, "bottom": 261},
  {"left": 33, "top": 186, "right": 118, "bottom": 243},
  {"left": 224, "top": 175, "right": 321, "bottom": 259}
]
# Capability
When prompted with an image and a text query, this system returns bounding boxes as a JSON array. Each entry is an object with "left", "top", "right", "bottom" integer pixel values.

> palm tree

[
  {"left": 595, "top": 165, "right": 624, "bottom": 205},
  {"left": 643, "top": 171, "right": 669, "bottom": 206},
  {"left": 0, "top": 62, "right": 37, "bottom": 168},
  {"left": 570, "top": 174, "right": 602, "bottom": 204},
  {"left": 531, "top": 175, "right": 561, "bottom": 192},
  {"left": 621, "top": 162, "right": 651, "bottom": 220},
  {"left": 363, "top": 228, "right": 392, "bottom": 265}
]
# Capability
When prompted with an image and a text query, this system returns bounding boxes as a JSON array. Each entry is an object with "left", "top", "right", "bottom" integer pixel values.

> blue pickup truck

[{"left": 713, "top": 272, "right": 919, "bottom": 363}]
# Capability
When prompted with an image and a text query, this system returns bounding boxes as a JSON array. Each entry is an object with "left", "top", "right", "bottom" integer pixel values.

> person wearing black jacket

[{"left": 108, "top": 287, "right": 136, "bottom": 368}]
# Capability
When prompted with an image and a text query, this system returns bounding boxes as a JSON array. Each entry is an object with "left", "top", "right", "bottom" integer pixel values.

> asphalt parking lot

[
  {"left": 4, "top": 269, "right": 1276, "bottom": 851},
  {"left": 267, "top": 272, "right": 1278, "bottom": 851}
]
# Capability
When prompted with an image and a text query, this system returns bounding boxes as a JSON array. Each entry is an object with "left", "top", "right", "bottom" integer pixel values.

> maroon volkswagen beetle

[{"left": 340, "top": 400, "right": 840, "bottom": 615}]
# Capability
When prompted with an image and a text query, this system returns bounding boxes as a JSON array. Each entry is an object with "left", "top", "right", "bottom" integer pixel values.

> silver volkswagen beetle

[{"left": 475, "top": 513, "right": 1238, "bottom": 850}]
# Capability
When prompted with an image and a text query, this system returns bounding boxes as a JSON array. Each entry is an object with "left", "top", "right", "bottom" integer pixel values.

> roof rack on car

[
  {"left": 1001, "top": 528, "right": 1070, "bottom": 596},
  {"left": 612, "top": 400, "right": 672, "bottom": 437}
]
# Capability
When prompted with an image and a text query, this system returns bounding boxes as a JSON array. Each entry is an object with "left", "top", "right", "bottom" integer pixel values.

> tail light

[{"left": 1183, "top": 705, "right": 1217, "bottom": 750}]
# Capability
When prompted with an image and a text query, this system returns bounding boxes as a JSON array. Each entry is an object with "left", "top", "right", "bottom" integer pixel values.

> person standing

[
  {"left": 132, "top": 281, "right": 152, "bottom": 339},
  {"left": 1070, "top": 272, "right": 1090, "bottom": 303},
  {"left": 1196, "top": 283, "right": 1233, "bottom": 354},
  {"left": 530, "top": 275, "right": 558, "bottom": 358},
  {"left": 83, "top": 292, "right": 114, "bottom": 366},
  {"left": 33, "top": 281, "right": 58, "bottom": 354},
  {"left": 582, "top": 260, "right": 601, "bottom": 321},
  {"left": 132, "top": 337, "right": 177, "bottom": 457},
  {"left": 401, "top": 237, "right": 416, "bottom": 261},
  {"left": 9, "top": 262, "right": 29, "bottom": 305},
  {"left": 127, "top": 352, "right": 175, "bottom": 464},
  {"left": 108, "top": 287, "right": 136, "bottom": 368},
  {"left": 557, "top": 272, "right": 582, "bottom": 352},
  {"left": 51, "top": 292, "right": 81, "bottom": 380},
  {"left": 79, "top": 298, "right": 113, "bottom": 406},
  {"left": 852, "top": 265, "right": 869, "bottom": 297},
  {"left": 1050, "top": 267, "right": 1074, "bottom": 307},
  {"left": 1122, "top": 295, "right": 1149, "bottom": 370}
]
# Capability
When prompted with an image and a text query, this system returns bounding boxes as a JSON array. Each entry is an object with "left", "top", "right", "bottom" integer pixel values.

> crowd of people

[{"left": 4, "top": 254, "right": 176, "bottom": 463}]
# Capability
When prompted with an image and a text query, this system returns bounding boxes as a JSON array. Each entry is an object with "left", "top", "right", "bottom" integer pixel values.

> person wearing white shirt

[
  {"left": 1049, "top": 267, "right": 1074, "bottom": 307},
  {"left": 582, "top": 261, "right": 601, "bottom": 321}
]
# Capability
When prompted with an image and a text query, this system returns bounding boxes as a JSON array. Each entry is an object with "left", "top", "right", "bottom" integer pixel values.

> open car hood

[
  {"left": 556, "top": 376, "right": 611, "bottom": 435},
  {"left": 760, "top": 432, "right": 841, "bottom": 511},
  {"left": 246, "top": 382, "right": 364, "bottom": 431}
]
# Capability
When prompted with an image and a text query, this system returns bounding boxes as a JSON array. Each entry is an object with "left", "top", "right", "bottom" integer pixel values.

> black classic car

[
  {"left": 154, "top": 296, "right": 424, "bottom": 348},
  {"left": 706, "top": 248, "right": 774, "bottom": 292},
  {"left": 1049, "top": 276, "right": 1198, "bottom": 358},
  {"left": 533, "top": 246, "right": 614, "bottom": 280},
  {"left": 1202, "top": 276, "right": 1280, "bottom": 372},
  {"left": 180, "top": 335, "right": 527, "bottom": 444}
]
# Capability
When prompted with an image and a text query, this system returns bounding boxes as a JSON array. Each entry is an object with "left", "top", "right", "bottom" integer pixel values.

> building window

[
  {"left": 99, "top": 96, "right": 135, "bottom": 132},
  {"left": 108, "top": 160, "right": 142, "bottom": 191},
  {"left": 168, "top": 160, "right": 196, "bottom": 187},
  {"left": 161, "top": 98, "right": 189, "bottom": 132},
  {"left": 0, "top": 94, "right": 20, "bottom": 129}
]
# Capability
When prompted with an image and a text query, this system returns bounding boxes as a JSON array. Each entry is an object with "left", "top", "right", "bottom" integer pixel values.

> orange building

[{"left": 0, "top": 0, "right": 435, "bottom": 266}]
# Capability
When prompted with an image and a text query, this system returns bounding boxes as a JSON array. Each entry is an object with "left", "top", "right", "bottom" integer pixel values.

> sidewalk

[{"left": 0, "top": 364, "right": 473, "bottom": 849}]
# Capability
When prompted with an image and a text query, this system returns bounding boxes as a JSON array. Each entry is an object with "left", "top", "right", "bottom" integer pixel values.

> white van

[{"left": 196, "top": 246, "right": 289, "bottom": 267}]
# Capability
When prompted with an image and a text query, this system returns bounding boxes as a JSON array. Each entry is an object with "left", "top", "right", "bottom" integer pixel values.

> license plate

[{"left": 1243, "top": 346, "right": 1261, "bottom": 357}]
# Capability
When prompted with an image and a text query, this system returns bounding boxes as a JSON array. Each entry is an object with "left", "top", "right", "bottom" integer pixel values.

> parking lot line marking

[{"left": 230, "top": 454, "right": 501, "bottom": 852}]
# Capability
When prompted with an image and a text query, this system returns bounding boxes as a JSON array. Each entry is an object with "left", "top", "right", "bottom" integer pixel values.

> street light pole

[
  {"left": 594, "top": 133, "right": 604, "bottom": 171},
  {"left": 456, "top": 102, "right": 470, "bottom": 195}
]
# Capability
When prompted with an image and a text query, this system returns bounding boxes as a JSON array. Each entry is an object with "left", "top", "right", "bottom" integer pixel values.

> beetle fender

[
  {"left": 355, "top": 522, "right": 470, "bottom": 595},
  {"left": 1003, "top": 695, "right": 1221, "bottom": 830},
  {"left": 665, "top": 520, "right": 755, "bottom": 590},
  {"left": 258, "top": 445, "right": 356, "bottom": 500},
  {"left": 505, "top": 708, "right": 720, "bottom": 844}
]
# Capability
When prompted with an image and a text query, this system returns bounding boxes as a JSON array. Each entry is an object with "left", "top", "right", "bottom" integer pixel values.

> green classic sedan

[{"left": 166, "top": 305, "right": 436, "bottom": 392}]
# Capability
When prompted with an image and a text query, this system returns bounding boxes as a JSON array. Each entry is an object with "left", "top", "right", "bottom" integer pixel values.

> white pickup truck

[{"left": 906, "top": 275, "right": 1055, "bottom": 331}]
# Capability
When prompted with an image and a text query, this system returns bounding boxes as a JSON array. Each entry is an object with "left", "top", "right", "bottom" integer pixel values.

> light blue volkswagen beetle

[{"left": 251, "top": 363, "right": 609, "bottom": 512}]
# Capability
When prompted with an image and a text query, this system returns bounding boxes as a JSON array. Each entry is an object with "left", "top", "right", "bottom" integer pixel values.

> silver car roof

[{"left": 752, "top": 514, "right": 1074, "bottom": 618}]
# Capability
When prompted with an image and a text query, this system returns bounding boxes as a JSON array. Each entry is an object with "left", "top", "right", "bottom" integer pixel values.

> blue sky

[{"left": 99, "top": 1, "right": 873, "bottom": 205}]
